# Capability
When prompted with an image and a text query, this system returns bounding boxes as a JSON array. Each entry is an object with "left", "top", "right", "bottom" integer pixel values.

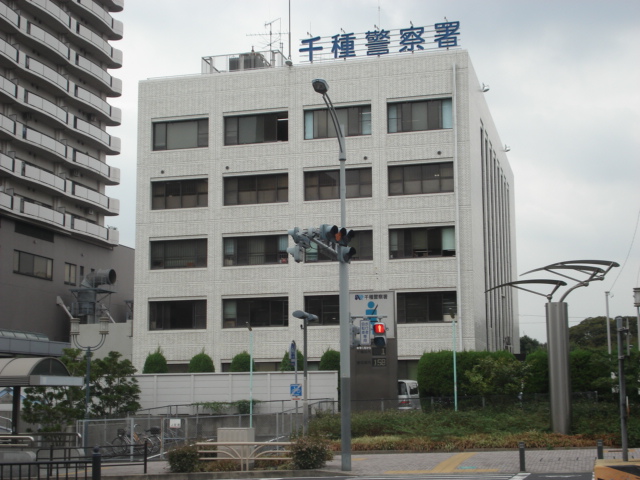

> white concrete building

[
  {"left": 134, "top": 48, "right": 518, "bottom": 377},
  {"left": 0, "top": 0, "right": 132, "bottom": 348}
]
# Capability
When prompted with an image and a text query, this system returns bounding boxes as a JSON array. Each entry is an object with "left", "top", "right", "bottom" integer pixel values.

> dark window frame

[
  {"left": 151, "top": 178, "right": 208, "bottom": 210},
  {"left": 224, "top": 173, "right": 288, "bottom": 206},
  {"left": 387, "top": 98, "right": 452, "bottom": 133},
  {"left": 305, "top": 230, "right": 373, "bottom": 262},
  {"left": 224, "top": 112, "right": 288, "bottom": 145},
  {"left": 152, "top": 118, "right": 209, "bottom": 151},
  {"left": 304, "top": 295, "right": 340, "bottom": 325},
  {"left": 304, "top": 105, "right": 371, "bottom": 139},
  {"left": 389, "top": 226, "right": 456, "bottom": 259},
  {"left": 150, "top": 238, "right": 208, "bottom": 270},
  {"left": 304, "top": 168, "right": 372, "bottom": 201},
  {"left": 222, "top": 297, "right": 289, "bottom": 328},
  {"left": 64, "top": 262, "right": 77, "bottom": 285},
  {"left": 397, "top": 291, "right": 457, "bottom": 323},
  {"left": 13, "top": 250, "right": 53, "bottom": 280},
  {"left": 149, "top": 299, "right": 207, "bottom": 330},
  {"left": 388, "top": 162, "right": 454, "bottom": 196},
  {"left": 223, "top": 235, "right": 288, "bottom": 266}
]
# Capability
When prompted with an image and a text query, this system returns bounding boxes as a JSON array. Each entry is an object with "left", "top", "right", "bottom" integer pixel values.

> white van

[{"left": 397, "top": 379, "right": 420, "bottom": 410}]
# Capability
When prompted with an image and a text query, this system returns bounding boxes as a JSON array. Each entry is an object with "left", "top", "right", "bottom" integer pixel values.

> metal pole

[
  {"left": 303, "top": 318, "right": 309, "bottom": 435},
  {"left": 84, "top": 347, "right": 92, "bottom": 447},
  {"left": 605, "top": 292, "right": 612, "bottom": 355},
  {"left": 248, "top": 326, "right": 254, "bottom": 429},
  {"left": 616, "top": 316, "right": 628, "bottom": 461},
  {"left": 453, "top": 319, "right": 458, "bottom": 411},
  {"left": 546, "top": 302, "right": 571, "bottom": 434},
  {"left": 294, "top": 340, "right": 298, "bottom": 432}
]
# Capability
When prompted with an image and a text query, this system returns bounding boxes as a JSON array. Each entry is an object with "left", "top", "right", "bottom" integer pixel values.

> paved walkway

[{"left": 100, "top": 447, "right": 640, "bottom": 477}]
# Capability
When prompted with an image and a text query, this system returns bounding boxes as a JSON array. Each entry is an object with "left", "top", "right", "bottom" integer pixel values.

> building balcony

[
  {"left": 73, "top": 85, "right": 121, "bottom": 125},
  {"left": 73, "top": 117, "right": 120, "bottom": 154},
  {"left": 0, "top": 37, "right": 19, "bottom": 67},
  {"left": 74, "top": 53, "right": 122, "bottom": 96},
  {"left": 0, "top": 3, "right": 20, "bottom": 33},
  {"left": 23, "top": 21, "right": 71, "bottom": 64},
  {"left": 63, "top": 0, "right": 123, "bottom": 40},
  {"left": 0, "top": 190, "right": 119, "bottom": 246},
  {"left": 20, "top": 0, "right": 73, "bottom": 34},
  {"left": 25, "top": 55, "right": 70, "bottom": 94},
  {"left": 75, "top": 22, "right": 123, "bottom": 68}
]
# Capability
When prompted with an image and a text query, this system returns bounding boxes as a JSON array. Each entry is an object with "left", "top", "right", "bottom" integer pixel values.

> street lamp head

[
  {"left": 634, "top": 287, "right": 640, "bottom": 307},
  {"left": 312, "top": 78, "right": 329, "bottom": 95},
  {"left": 70, "top": 318, "right": 80, "bottom": 338},
  {"left": 99, "top": 316, "right": 110, "bottom": 336},
  {"left": 293, "top": 310, "right": 307, "bottom": 319}
]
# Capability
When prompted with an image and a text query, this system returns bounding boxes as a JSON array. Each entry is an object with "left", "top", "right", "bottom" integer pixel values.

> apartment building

[
  {"left": 134, "top": 47, "right": 518, "bottom": 376},
  {"left": 0, "top": 0, "right": 132, "bottom": 348}
]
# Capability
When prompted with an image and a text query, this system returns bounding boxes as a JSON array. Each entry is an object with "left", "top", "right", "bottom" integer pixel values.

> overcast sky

[{"left": 105, "top": 0, "right": 640, "bottom": 344}]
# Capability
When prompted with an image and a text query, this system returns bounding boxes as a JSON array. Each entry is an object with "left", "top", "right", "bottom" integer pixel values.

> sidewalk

[{"left": 100, "top": 447, "right": 640, "bottom": 477}]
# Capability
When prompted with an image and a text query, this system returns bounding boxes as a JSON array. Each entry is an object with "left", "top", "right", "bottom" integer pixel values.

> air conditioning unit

[{"left": 71, "top": 169, "right": 80, "bottom": 177}]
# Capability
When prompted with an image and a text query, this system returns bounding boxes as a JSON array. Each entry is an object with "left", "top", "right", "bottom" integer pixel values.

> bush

[
  {"left": 188, "top": 350, "right": 215, "bottom": 373},
  {"left": 279, "top": 349, "right": 304, "bottom": 371},
  {"left": 230, "top": 351, "right": 255, "bottom": 372},
  {"left": 142, "top": 347, "right": 168, "bottom": 374},
  {"left": 291, "top": 435, "right": 333, "bottom": 469},
  {"left": 319, "top": 349, "right": 339, "bottom": 371},
  {"left": 166, "top": 445, "right": 200, "bottom": 472}
]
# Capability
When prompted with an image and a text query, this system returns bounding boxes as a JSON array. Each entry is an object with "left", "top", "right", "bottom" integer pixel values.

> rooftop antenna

[{"left": 247, "top": 18, "right": 289, "bottom": 64}]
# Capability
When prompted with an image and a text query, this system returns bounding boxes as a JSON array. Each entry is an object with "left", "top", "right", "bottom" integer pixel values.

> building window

[
  {"left": 153, "top": 118, "right": 208, "bottom": 151},
  {"left": 224, "top": 235, "right": 288, "bottom": 266},
  {"left": 388, "top": 162, "right": 453, "bottom": 196},
  {"left": 13, "top": 250, "right": 53, "bottom": 280},
  {"left": 389, "top": 226, "right": 455, "bottom": 258},
  {"left": 152, "top": 179, "right": 208, "bottom": 210},
  {"left": 224, "top": 173, "right": 288, "bottom": 205},
  {"left": 305, "top": 230, "right": 373, "bottom": 262},
  {"left": 149, "top": 300, "right": 206, "bottom": 330},
  {"left": 224, "top": 112, "right": 288, "bottom": 145},
  {"left": 64, "top": 263, "right": 77, "bottom": 285},
  {"left": 388, "top": 98, "right": 452, "bottom": 133},
  {"left": 304, "top": 168, "right": 372, "bottom": 201},
  {"left": 304, "top": 105, "right": 371, "bottom": 139},
  {"left": 304, "top": 295, "right": 339, "bottom": 325},
  {"left": 222, "top": 297, "right": 288, "bottom": 328},
  {"left": 397, "top": 291, "right": 457, "bottom": 323},
  {"left": 151, "top": 239, "right": 207, "bottom": 269}
]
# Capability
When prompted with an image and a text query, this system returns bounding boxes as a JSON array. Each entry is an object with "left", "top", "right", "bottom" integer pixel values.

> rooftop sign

[{"left": 299, "top": 22, "right": 460, "bottom": 63}]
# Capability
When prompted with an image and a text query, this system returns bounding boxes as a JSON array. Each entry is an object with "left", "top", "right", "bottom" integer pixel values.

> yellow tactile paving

[{"left": 385, "top": 452, "right": 498, "bottom": 474}]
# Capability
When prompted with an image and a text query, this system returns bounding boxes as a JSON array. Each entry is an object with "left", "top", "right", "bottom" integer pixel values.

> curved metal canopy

[{"left": 486, "top": 279, "right": 567, "bottom": 301}]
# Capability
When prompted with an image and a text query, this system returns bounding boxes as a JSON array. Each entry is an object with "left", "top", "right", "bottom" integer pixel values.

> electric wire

[{"left": 608, "top": 206, "right": 640, "bottom": 292}]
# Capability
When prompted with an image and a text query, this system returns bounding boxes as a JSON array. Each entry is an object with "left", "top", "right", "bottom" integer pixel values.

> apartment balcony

[
  {"left": 75, "top": 22, "right": 123, "bottom": 68},
  {"left": 0, "top": 190, "right": 119, "bottom": 246},
  {"left": 73, "top": 117, "right": 121, "bottom": 154},
  {"left": 0, "top": 3, "right": 20, "bottom": 34},
  {"left": 20, "top": 0, "right": 73, "bottom": 33},
  {"left": 74, "top": 53, "right": 122, "bottom": 96},
  {"left": 73, "top": 85, "right": 121, "bottom": 125},
  {"left": 98, "top": 0, "right": 124, "bottom": 13},
  {"left": 23, "top": 21, "right": 71, "bottom": 64},
  {"left": 63, "top": 0, "right": 123, "bottom": 40},
  {"left": 0, "top": 37, "right": 19, "bottom": 67},
  {"left": 25, "top": 55, "right": 70, "bottom": 94}
]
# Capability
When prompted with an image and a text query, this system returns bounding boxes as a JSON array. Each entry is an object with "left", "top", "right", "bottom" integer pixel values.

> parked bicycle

[{"left": 109, "top": 424, "right": 161, "bottom": 456}]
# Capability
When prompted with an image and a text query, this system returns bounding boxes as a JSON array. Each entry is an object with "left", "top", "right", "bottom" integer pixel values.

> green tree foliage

[
  {"left": 279, "top": 349, "right": 304, "bottom": 371},
  {"left": 92, "top": 351, "right": 141, "bottom": 417},
  {"left": 143, "top": 346, "right": 168, "bottom": 374},
  {"left": 319, "top": 348, "right": 340, "bottom": 371},
  {"left": 188, "top": 350, "right": 215, "bottom": 373},
  {"left": 520, "top": 335, "right": 544, "bottom": 355},
  {"left": 229, "top": 351, "right": 255, "bottom": 372},
  {"left": 568, "top": 316, "right": 637, "bottom": 350},
  {"left": 465, "top": 355, "right": 530, "bottom": 396},
  {"left": 523, "top": 349, "right": 549, "bottom": 393},
  {"left": 22, "top": 349, "right": 85, "bottom": 430}
]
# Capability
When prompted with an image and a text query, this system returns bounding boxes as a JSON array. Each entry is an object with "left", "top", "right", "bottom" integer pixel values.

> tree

[
  {"left": 465, "top": 355, "right": 530, "bottom": 396},
  {"left": 568, "top": 316, "right": 637, "bottom": 351},
  {"left": 188, "top": 350, "right": 215, "bottom": 373},
  {"left": 230, "top": 351, "right": 255, "bottom": 372},
  {"left": 279, "top": 349, "right": 304, "bottom": 371},
  {"left": 319, "top": 349, "right": 339, "bottom": 371},
  {"left": 520, "top": 335, "right": 544, "bottom": 355},
  {"left": 143, "top": 346, "right": 168, "bottom": 373},
  {"left": 92, "top": 351, "right": 141, "bottom": 417},
  {"left": 22, "top": 349, "right": 85, "bottom": 431}
]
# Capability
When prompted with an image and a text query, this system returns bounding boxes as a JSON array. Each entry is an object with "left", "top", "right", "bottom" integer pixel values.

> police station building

[{"left": 133, "top": 24, "right": 519, "bottom": 376}]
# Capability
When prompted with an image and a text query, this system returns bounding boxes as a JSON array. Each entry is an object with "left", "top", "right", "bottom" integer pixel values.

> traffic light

[
  {"left": 337, "top": 245, "right": 357, "bottom": 264},
  {"left": 287, "top": 244, "right": 304, "bottom": 263},
  {"left": 372, "top": 321, "right": 387, "bottom": 347},
  {"left": 335, "top": 227, "right": 355, "bottom": 247},
  {"left": 317, "top": 224, "right": 340, "bottom": 244}
]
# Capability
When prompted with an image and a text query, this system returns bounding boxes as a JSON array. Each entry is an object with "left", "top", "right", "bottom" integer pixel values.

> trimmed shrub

[
  {"left": 291, "top": 435, "right": 333, "bottom": 469},
  {"left": 279, "top": 349, "right": 305, "bottom": 371},
  {"left": 230, "top": 351, "right": 255, "bottom": 372},
  {"left": 166, "top": 445, "right": 200, "bottom": 472},
  {"left": 319, "top": 348, "right": 339, "bottom": 371},
  {"left": 188, "top": 350, "right": 215, "bottom": 373},
  {"left": 523, "top": 349, "right": 548, "bottom": 393},
  {"left": 142, "top": 347, "right": 168, "bottom": 374}
]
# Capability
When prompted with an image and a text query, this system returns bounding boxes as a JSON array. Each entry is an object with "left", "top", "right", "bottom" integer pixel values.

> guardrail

[{"left": 196, "top": 441, "right": 292, "bottom": 471}]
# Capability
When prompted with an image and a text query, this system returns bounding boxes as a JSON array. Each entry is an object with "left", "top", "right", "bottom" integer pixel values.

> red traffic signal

[
  {"left": 373, "top": 322, "right": 386, "bottom": 335},
  {"left": 372, "top": 321, "right": 387, "bottom": 347}
]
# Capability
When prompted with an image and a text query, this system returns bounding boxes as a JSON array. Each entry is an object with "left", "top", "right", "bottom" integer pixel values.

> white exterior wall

[{"left": 134, "top": 50, "right": 517, "bottom": 372}]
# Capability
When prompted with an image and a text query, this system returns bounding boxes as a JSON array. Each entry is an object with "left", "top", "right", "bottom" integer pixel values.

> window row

[
  {"left": 12, "top": 251, "right": 86, "bottom": 285},
  {"left": 151, "top": 98, "right": 452, "bottom": 150},
  {"left": 148, "top": 291, "right": 457, "bottom": 331},
  {"left": 149, "top": 227, "right": 454, "bottom": 269},
  {"left": 151, "top": 162, "right": 453, "bottom": 210}
]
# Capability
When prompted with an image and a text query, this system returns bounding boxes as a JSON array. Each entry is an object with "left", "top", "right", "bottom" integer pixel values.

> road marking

[{"left": 385, "top": 452, "right": 498, "bottom": 474}]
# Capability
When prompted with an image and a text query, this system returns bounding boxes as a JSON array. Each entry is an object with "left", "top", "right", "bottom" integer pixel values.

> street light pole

[
  {"left": 70, "top": 316, "right": 109, "bottom": 448},
  {"left": 293, "top": 310, "right": 318, "bottom": 435},
  {"left": 633, "top": 288, "right": 640, "bottom": 351},
  {"left": 312, "top": 78, "right": 351, "bottom": 471},
  {"left": 246, "top": 323, "right": 254, "bottom": 429}
]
